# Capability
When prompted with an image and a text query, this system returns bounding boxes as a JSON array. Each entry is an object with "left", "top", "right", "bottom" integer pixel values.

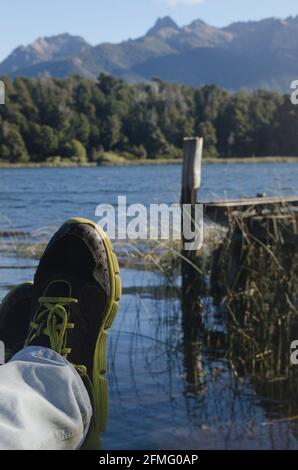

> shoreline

[{"left": 1, "top": 156, "right": 298, "bottom": 169}]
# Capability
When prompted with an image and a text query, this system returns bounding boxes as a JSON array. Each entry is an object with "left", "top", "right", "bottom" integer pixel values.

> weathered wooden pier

[
  {"left": 181, "top": 137, "right": 298, "bottom": 332},
  {"left": 179, "top": 137, "right": 298, "bottom": 392},
  {"left": 181, "top": 137, "right": 298, "bottom": 248},
  {"left": 204, "top": 195, "right": 298, "bottom": 226}
]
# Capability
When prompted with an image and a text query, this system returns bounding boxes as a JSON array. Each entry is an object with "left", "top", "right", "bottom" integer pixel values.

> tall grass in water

[
  {"left": 209, "top": 203, "right": 298, "bottom": 393},
  {"left": 3, "top": 208, "right": 297, "bottom": 388}
]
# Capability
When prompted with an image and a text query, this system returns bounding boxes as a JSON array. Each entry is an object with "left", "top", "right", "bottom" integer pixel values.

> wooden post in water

[
  {"left": 181, "top": 137, "right": 203, "bottom": 207},
  {"left": 180, "top": 137, "right": 204, "bottom": 394},
  {"left": 181, "top": 137, "right": 203, "bottom": 333}
]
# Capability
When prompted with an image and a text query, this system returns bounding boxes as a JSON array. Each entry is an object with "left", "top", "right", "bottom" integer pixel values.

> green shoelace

[
  {"left": 25, "top": 296, "right": 98, "bottom": 438},
  {"left": 25, "top": 297, "right": 92, "bottom": 379},
  {"left": 25, "top": 296, "right": 78, "bottom": 357}
]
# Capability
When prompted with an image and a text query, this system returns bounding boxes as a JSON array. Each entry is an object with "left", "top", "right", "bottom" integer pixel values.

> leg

[
  {"left": 0, "top": 218, "right": 122, "bottom": 450},
  {"left": 0, "top": 346, "right": 92, "bottom": 450}
]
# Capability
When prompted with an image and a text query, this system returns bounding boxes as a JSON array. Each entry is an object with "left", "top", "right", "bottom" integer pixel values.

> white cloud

[{"left": 165, "top": 0, "right": 205, "bottom": 5}]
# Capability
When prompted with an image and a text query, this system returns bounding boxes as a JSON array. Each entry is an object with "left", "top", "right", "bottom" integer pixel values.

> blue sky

[{"left": 1, "top": 0, "right": 298, "bottom": 61}]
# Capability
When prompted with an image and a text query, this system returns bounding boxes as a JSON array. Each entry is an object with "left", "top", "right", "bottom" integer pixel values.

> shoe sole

[{"left": 64, "top": 218, "right": 121, "bottom": 433}]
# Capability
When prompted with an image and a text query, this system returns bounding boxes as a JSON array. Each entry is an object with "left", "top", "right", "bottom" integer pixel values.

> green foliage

[
  {"left": 64, "top": 139, "right": 87, "bottom": 163},
  {"left": 198, "top": 121, "right": 218, "bottom": 158},
  {"left": 0, "top": 122, "right": 29, "bottom": 163},
  {"left": 0, "top": 74, "right": 297, "bottom": 163}
]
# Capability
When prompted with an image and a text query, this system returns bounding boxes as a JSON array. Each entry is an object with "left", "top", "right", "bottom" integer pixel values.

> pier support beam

[
  {"left": 181, "top": 137, "right": 203, "bottom": 333},
  {"left": 181, "top": 137, "right": 203, "bottom": 207}
]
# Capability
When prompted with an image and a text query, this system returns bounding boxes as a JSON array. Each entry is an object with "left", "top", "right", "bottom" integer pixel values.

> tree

[
  {"left": 1, "top": 75, "right": 298, "bottom": 164},
  {"left": 64, "top": 139, "right": 87, "bottom": 163},
  {"left": 0, "top": 123, "right": 29, "bottom": 163},
  {"left": 275, "top": 99, "right": 298, "bottom": 156},
  {"left": 71, "top": 113, "right": 90, "bottom": 145},
  {"left": 217, "top": 93, "right": 253, "bottom": 157},
  {"left": 25, "top": 124, "right": 58, "bottom": 161},
  {"left": 198, "top": 121, "right": 218, "bottom": 158},
  {"left": 100, "top": 114, "right": 122, "bottom": 150}
]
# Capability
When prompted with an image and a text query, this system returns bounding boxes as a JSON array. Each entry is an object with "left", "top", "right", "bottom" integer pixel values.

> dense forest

[{"left": 0, "top": 74, "right": 297, "bottom": 164}]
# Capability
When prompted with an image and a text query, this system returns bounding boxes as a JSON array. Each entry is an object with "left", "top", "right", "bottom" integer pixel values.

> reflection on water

[
  {"left": 102, "top": 269, "right": 298, "bottom": 450},
  {"left": 1, "top": 164, "right": 298, "bottom": 449},
  {"left": 2, "top": 255, "right": 298, "bottom": 449}
]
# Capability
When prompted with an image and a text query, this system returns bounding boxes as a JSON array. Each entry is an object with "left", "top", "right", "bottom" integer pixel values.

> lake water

[{"left": 1, "top": 163, "right": 298, "bottom": 450}]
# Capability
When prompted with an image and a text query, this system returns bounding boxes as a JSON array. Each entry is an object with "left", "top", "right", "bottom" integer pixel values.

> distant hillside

[{"left": 1, "top": 15, "right": 298, "bottom": 91}]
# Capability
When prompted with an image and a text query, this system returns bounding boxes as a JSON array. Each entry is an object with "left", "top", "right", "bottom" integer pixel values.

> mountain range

[{"left": 1, "top": 15, "right": 298, "bottom": 92}]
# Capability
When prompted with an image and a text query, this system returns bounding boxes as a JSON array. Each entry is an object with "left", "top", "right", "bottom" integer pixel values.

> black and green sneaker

[
  {"left": 24, "top": 218, "right": 121, "bottom": 438},
  {"left": 0, "top": 282, "right": 33, "bottom": 360}
]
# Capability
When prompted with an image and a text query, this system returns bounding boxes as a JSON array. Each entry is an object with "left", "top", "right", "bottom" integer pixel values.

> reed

[{"left": 207, "top": 203, "right": 298, "bottom": 391}]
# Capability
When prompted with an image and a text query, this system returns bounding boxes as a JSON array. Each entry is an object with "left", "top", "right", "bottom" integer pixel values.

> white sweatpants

[{"left": 0, "top": 346, "right": 92, "bottom": 450}]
